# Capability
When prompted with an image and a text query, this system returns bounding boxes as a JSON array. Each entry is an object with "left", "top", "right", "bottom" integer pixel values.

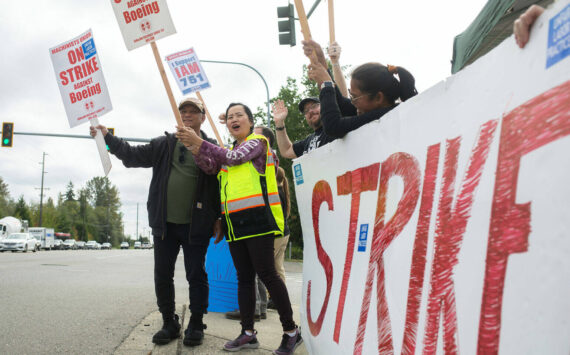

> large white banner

[
  {"left": 294, "top": 2, "right": 570, "bottom": 354},
  {"left": 110, "top": 0, "right": 176, "bottom": 51},
  {"left": 49, "top": 29, "right": 113, "bottom": 129}
]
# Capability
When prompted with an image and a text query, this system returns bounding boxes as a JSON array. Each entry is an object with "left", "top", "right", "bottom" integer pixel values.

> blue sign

[
  {"left": 358, "top": 224, "right": 369, "bottom": 252},
  {"left": 82, "top": 38, "right": 97, "bottom": 60},
  {"left": 546, "top": 4, "right": 570, "bottom": 69},
  {"left": 294, "top": 164, "right": 304, "bottom": 185}
]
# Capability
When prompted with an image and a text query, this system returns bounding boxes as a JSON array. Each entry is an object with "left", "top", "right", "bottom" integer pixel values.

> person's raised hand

[
  {"left": 302, "top": 39, "right": 327, "bottom": 67},
  {"left": 218, "top": 113, "right": 226, "bottom": 125},
  {"left": 272, "top": 99, "right": 288, "bottom": 126},
  {"left": 327, "top": 41, "right": 342, "bottom": 64},
  {"left": 175, "top": 125, "right": 200, "bottom": 149},
  {"left": 308, "top": 63, "right": 331, "bottom": 87},
  {"left": 514, "top": 5, "right": 544, "bottom": 49},
  {"left": 89, "top": 125, "right": 108, "bottom": 138}
]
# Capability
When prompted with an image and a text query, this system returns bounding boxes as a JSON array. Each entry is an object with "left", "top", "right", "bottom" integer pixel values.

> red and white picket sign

[
  {"left": 294, "top": 2, "right": 570, "bottom": 354},
  {"left": 49, "top": 29, "right": 112, "bottom": 129},
  {"left": 109, "top": 0, "right": 176, "bottom": 51}
]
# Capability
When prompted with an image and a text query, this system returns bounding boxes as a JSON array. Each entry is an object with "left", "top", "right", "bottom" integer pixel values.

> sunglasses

[{"left": 179, "top": 145, "right": 187, "bottom": 164}]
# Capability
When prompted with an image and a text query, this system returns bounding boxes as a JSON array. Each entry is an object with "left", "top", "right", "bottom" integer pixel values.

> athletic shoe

[
  {"left": 273, "top": 328, "right": 303, "bottom": 355},
  {"left": 223, "top": 330, "right": 260, "bottom": 352}
]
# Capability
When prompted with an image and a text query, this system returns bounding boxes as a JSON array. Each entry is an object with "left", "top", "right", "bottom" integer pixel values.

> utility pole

[
  {"left": 136, "top": 203, "right": 139, "bottom": 241},
  {"left": 37, "top": 152, "right": 48, "bottom": 227}
]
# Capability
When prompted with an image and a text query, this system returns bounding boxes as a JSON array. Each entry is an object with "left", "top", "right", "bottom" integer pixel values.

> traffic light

[
  {"left": 277, "top": 4, "right": 296, "bottom": 46},
  {"left": 1, "top": 122, "right": 14, "bottom": 147}
]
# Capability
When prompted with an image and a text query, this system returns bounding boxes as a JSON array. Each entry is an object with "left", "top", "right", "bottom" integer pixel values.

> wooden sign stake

[
  {"left": 328, "top": 0, "right": 335, "bottom": 43},
  {"left": 293, "top": 0, "right": 320, "bottom": 65},
  {"left": 150, "top": 41, "right": 183, "bottom": 127},
  {"left": 195, "top": 91, "right": 224, "bottom": 147}
]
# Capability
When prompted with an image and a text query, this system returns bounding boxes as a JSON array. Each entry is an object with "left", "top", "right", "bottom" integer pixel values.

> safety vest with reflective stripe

[{"left": 218, "top": 133, "right": 284, "bottom": 242}]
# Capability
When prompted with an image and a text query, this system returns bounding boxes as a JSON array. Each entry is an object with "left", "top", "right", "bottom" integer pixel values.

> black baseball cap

[{"left": 298, "top": 97, "right": 320, "bottom": 113}]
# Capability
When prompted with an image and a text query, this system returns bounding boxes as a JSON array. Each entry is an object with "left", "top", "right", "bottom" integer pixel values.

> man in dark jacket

[{"left": 90, "top": 97, "right": 221, "bottom": 347}]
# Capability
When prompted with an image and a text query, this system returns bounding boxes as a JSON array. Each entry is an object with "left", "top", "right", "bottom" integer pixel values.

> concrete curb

[{"left": 115, "top": 304, "right": 308, "bottom": 355}]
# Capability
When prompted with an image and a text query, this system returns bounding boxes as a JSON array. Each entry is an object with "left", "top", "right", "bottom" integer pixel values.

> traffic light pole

[
  {"left": 201, "top": 60, "right": 271, "bottom": 126},
  {"left": 12, "top": 131, "right": 150, "bottom": 143}
]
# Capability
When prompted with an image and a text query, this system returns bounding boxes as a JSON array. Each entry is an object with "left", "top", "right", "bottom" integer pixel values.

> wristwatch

[{"left": 321, "top": 81, "right": 334, "bottom": 89}]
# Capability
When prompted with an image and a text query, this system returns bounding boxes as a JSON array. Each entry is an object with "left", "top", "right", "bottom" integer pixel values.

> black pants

[
  {"left": 228, "top": 235, "right": 296, "bottom": 332},
  {"left": 153, "top": 223, "right": 208, "bottom": 319}
]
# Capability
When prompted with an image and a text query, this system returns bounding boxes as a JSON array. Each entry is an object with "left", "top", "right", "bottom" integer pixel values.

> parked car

[
  {"left": 76, "top": 241, "right": 86, "bottom": 249},
  {"left": 134, "top": 241, "right": 142, "bottom": 249},
  {"left": 120, "top": 242, "right": 129, "bottom": 249},
  {"left": 142, "top": 243, "right": 153, "bottom": 249},
  {"left": 62, "top": 239, "right": 77, "bottom": 250},
  {"left": 85, "top": 241, "right": 101, "bottom": 250},
  {"left": 101, "top": 242, "right": 111, "bottom": 250},
  {"left": 0, "top": 233, "right": 39, "bottom": 252},
  {"left": 53, "top": 239, "right": 64, "bottom": 250}
]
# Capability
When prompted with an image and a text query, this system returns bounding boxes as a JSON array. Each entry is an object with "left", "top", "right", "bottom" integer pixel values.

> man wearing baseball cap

[
  {"left": 89, "top": 97, "right": 221, "bottom": 348},
  {"left": 272, "top": 97, "right": 336, "bottom": 159}
]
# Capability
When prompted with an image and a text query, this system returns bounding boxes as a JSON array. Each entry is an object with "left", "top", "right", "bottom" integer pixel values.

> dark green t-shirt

[{"left": 166, "top": 140, "right": 199, "bottom": 224}]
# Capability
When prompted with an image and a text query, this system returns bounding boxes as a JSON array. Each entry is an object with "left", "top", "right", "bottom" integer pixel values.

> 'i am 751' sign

[{"left": 165, "top": 47, "right": 210, "bottom": 95}]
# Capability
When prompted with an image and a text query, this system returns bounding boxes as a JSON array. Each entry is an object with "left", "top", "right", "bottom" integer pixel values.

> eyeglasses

[
  {"left": 179, "top": 145, "right": 187, "bottom": 164},
  {"left": 348, "top": 90, "right": 367, "bottom": 103},
  {"left": 303, "top": 103, "right": 320, "bottom": 115}
]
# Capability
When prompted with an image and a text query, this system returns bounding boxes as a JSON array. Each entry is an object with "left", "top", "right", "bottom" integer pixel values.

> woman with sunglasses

[
  {"left": 176, "top": 103, "right": 302, "bottom": 355},
  {"left": 302, "top": 40, "right": 418, "bottom": 138}
]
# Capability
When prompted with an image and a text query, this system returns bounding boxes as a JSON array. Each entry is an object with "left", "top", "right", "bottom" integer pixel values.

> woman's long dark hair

[{"left": 351, "top": 63, "right": 418, "bottom": 105}]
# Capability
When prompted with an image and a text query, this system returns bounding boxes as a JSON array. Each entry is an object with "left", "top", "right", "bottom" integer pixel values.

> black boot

[
  {"left": 183, "top": 313, "right": 207, "bottom": 346},
  {"left": 152, "top": 314, "right": 181, "bottom": 345}
]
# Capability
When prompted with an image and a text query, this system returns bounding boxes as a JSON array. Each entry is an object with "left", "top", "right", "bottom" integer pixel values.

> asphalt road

[
  {"left": 0, "top": 249, "right": 159, "bottom": 354},
  {"left": 0, "top": 249, "right": 305, "bottom": 354}
]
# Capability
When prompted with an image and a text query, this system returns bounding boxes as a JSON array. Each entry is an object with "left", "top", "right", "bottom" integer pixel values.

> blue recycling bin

[{"left": 206, "top": 237, "right": 238, "bottom": 312}]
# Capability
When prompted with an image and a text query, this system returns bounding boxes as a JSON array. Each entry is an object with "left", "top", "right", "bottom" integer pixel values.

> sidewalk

[{"left": 115, "top": 262, "right": 308, "bottom": 355}]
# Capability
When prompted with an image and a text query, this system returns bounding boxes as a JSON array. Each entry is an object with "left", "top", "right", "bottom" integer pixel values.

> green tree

[
  {"left": 0, "top": 177, "right": 15, "bottom": 218},
  {"left": 86, "top": 176, "right": 123, "bottom": 245},
  {"left": 64, "top": 181, "right": 75, "bottom": 201},
  {"left": 13, "top": 195, "right": 31, "bottom": 223}
]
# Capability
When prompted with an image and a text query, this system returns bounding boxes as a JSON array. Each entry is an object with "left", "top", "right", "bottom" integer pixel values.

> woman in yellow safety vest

[{"left": 176, "top": 103, "right": 302, "bottom": 354}]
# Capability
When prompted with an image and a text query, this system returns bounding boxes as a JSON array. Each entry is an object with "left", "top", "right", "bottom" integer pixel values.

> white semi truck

[
  {"left": 28, "top": 227, "right": 55, "bottom": 250},
  {"left": 0, "top": 216, "right": 26, "bottom": 239}
]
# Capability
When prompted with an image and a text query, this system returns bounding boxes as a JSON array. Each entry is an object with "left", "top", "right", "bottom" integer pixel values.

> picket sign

[
  {"left": 109, "top": 0, "right": 176, "bottom": 51},
  {"left": 164, "top": 47, "right": 224, "bottom": 146},
  {"left": 110, "top": 0, "right": 182, "bottom": 127},
  {"left": 49, "top": 29, "right": 112, "bottom": 175},
  {"left": 294, "top": 2, "right": 570, "bottom": 354}
]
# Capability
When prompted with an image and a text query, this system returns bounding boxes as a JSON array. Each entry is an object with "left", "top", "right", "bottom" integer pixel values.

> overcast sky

[{"left": 0, "top": 0, "right": 487, "bottom": 238}]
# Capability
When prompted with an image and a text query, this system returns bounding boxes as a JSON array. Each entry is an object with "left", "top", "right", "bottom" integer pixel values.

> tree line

[{"left": 0, "top": 176, "right": 127, "bottom": 246}]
